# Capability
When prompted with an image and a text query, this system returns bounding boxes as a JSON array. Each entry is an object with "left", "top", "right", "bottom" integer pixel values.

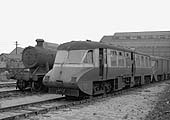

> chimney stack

[{"left": 36, "top": 39, "right": 44, "bottom": 47}]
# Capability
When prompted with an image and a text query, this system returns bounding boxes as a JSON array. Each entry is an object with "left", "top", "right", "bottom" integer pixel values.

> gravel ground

[
  {"left": 24, "top": 81, "right": 170, "bottom": 120},
  {"left": 144, "top": 82, "right": 170, "bottom": 120}
]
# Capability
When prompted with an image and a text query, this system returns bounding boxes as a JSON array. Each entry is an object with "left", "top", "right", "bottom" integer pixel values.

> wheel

[
  {"left": 32, "top": 80, "right": 43, "bottom": 92},
  {"left": 17, "top": 80, "right": 28, "bottom": 91}
]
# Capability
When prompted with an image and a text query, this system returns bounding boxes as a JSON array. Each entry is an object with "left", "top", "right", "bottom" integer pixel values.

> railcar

[
  {"left": 15, "top": 39, "right": 58, "bottom": 91},
  {"left": 43, "top": 40, "right": 170, "bottom": 97},
  {"left": 151, "top": 56, "right": 170, "bottom": 81}
]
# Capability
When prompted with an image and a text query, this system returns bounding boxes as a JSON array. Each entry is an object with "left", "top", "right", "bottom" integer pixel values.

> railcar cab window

[
  {"left": 54, "top": 50, "right": 68, "bottom": 63},
  {"left": 83, "top": 50, "right": 93, "bottom": 64},
  {"left": 55, "top": 50, "right": 86, "bottom": 64}
]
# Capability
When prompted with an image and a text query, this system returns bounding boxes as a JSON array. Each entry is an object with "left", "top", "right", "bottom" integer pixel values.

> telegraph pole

[{"left": 15, "top": 41, "right": 19, "bottom": 54}]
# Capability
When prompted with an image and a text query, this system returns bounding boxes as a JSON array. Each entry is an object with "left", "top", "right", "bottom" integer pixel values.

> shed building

[{"left": 101, "top": 31, "right": 170, "bottom": 58}]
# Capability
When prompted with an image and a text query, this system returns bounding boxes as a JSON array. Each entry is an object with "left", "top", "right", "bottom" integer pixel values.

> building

[
  {"left": 101, "top": 31, "right": 170, "bottom": 58},
  {"left": 0, "top": 47, "right": 24, "bottom": 80},
  {"left": 0, "top": 47, "right": 24, "bottom": 70},
  {"left": 43, "top": 41, "right": 58, "bottom": 51}
]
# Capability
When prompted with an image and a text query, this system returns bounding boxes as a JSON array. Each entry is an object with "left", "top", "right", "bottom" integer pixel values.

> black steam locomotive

[{"left": 15, "top": 39, "right": 58, "bottom": 91}]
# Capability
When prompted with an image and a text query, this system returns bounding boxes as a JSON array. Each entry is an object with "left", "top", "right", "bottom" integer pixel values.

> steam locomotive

[
  {"left": 16, "top": 39, "right": 58, "bottom": 91},
  {"left": 43, "top": 40, "right": 170, "bottom": 97}
]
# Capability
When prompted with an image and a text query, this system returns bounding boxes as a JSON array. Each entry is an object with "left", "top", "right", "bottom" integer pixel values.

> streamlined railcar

[{"left": 43, "top": 40, "right": 170, "bottom": 97}]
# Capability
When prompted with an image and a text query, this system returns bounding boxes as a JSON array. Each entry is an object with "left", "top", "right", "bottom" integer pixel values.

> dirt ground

[
  {"left": 25, "top": 81, "right": 170, "bottom": 120},
  {"left": 144, "top": 82, "right": 170, "bottom": 120}
]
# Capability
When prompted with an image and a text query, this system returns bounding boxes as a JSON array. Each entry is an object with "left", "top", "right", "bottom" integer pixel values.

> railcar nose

[
  {"left": 43, "top": 67, "right": 78, "bottom": 87},
  {"left": 43, "top": 66, "right": 85, "bottom": 88}
]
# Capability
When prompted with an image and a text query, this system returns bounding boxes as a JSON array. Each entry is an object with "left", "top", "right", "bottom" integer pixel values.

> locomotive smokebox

[
  {"left": 22, "top": 39, "right": 56, "bottom": 69},
  {"left": 36, "top": 39, "right": 44, "bottom": 47}
]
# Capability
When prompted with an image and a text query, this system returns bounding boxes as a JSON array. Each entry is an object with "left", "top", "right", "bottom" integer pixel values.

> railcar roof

[
  {"left": 150, "top": 55, "right": 170, "bottom": 60},
  {"left": 57, "top": 40, "right": 155, "bottom": 57},
  {"left": 57, "top": 40, "right": 133, "bottom": 52}
]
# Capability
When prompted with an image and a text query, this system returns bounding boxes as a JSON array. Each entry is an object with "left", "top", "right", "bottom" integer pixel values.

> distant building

[
  {"left": 0, "top": 47, "right": 24, "bottom": 70},
  {"left": 0, "top": 53, "right": 8, "bottom": 68},
  {"left": 10, "top": 47, "right": 23, "bottom": 55},
  {"left": 101, "top": 31, "right": 170, "bottom": 58}
]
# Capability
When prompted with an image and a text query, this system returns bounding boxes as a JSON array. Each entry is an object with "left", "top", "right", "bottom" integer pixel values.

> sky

[{"left": 0, "top": 0, "right": 170, "bottom": 53}]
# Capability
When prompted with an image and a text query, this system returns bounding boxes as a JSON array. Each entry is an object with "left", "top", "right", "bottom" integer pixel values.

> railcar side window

[
  {"left": 110, "top": 50, "right": 117, "bottom": 66},
  {"left": 83, "top": 50, "right": 93, "bottom": 64},
  {"left": 135, "top": 55, "right": 140, "bottom": 67},
  {"left": 110, "top": 51, "right": 117, "bottom": 56},
  {"left": 118, "top": 51, "right": 125, "bottom": 67},
  {"left": 119, "top": 52, "right": 122, "bottom": 56},
  {"left": 141, "top": 56, "right": 144, "bottom": 67},
  {"left": 145, "top": 57, "right": 149, "bottom": 67},
  {"left": 126, "top": 52, "right": 131, "bottom": 67},
  {"left": 148, "top": 57, "right": 151, "bottom": 67}
]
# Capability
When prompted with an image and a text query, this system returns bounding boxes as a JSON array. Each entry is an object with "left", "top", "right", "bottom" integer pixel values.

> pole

[{"left": 15, "top": 41, "right": 18, "bottom": 54}]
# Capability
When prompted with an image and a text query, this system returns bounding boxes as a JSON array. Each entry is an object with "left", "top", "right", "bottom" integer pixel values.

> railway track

[
  {"left": 0, "top": 88, "right": 128, "bottom": 120},
  {"left": 0, "top": 80, "right": 169, "bottom": 120},
  {"left": 0, "top": 88, "right": 42, "bottom": 100},
  {"left": 0, "top": 94, "right": 67, "bottom": 120},
  {"left": 0, "top": 82, "right": 16, "bottom": 88},
  {"left": 0, "top": 88, "right": 18, "bottom": 99}
]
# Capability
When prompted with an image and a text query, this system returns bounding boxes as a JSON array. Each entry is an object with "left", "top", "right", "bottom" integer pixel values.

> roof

[
  {"left": 0, "top": 53, "right": 21, "bottom": 61},
  {"left": 114, "top": 31, "right": 170, "bottom": 36},
  {"left": 57, "top": 40, "right": 134, "bottom": 52},
  {"left": 58, "top": 41, "right": 153, "bottom": 57},
  {"left": 0, "top": 53, "right": 9, "bottom": 59},
  {"left": 43, "top": 42, "right": 58, "bottom": 51},
  {"left": 100, "top": 36, "right": 113, "bottom": 43},
  {"left": 10, "top": 47, "right": 24, "bottom": 55}
]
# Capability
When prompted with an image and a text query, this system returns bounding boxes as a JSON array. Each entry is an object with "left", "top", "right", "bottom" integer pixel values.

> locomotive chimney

[{"left": 36, "top": 39, "right": 44, "bottom": 47}]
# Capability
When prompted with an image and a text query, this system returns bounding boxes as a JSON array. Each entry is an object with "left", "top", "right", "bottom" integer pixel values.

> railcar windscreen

[{"left": 55, "top": 50, "right": 86, "bottom": 64}]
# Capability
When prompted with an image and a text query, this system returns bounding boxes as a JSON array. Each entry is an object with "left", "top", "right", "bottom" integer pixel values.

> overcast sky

[{"left": 0, "top": 0, "right": 170, "bottom": 53}]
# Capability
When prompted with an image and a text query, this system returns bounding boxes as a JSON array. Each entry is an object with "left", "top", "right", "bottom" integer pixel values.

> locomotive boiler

[
  {"left": 16, "top": 39, "right": 58, "bottom": 91},
  {"left": 43, "top": 40, "right": 170, "bottom": 97}
]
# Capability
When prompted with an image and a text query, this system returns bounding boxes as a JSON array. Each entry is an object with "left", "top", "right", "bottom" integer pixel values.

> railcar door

[
  {"left": 131, "top": 52, "right": 136, "bottom": 76},
  {"left": 99, "top": 48, "right": 108, "bottom": 79}
]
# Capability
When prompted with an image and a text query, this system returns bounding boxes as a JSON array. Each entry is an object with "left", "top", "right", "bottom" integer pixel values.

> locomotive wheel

[
  {"left": 32, "top": 80, "right": 43, "bottom": 92},
  {"left": 17, "top": 80, "right": 27, "bottom": 91}
]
